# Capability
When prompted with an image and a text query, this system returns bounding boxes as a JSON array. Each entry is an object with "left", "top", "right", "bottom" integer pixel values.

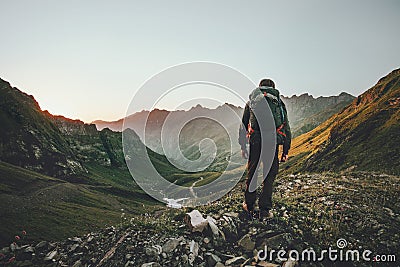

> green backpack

[{"left": 248, "top": 86, "right": 287, "bottom": 145}]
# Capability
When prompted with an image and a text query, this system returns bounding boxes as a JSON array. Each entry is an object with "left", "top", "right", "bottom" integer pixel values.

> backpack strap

[
  {"left": 279, "top": 98, "right": 286, "bottom": 123},
  {"left": 276, "top": 122, "right": 287, "bottom": 137},
  {"left": 264, "top": 91, "right": 286, "bottom": 126},
  {"left": 247, "top": 123, "right": 255, "bottom": 138},
  {"left": 263, "top": 92, "right": 279, "bottom": 102}
]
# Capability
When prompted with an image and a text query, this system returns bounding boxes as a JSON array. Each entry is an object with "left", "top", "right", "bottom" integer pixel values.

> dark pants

[{"left": 245, "top": 133, "right": 279, "bottom": 211}]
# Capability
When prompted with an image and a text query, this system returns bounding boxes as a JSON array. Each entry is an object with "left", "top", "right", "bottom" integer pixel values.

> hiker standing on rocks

[{"left": 239, "top": 78, "right": 291, "bottom": 221}]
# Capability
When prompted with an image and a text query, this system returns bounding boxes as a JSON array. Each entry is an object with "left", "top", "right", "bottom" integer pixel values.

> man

[{"left": 239, "top": 78, "right": 291, "bottom": 221}]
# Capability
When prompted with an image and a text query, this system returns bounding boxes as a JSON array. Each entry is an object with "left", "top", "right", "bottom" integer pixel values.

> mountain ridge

[
  {"left": 0, "top": 78, "right": 163, "bottom": 245},
  {"left": 92, "top": 92, "right": 355, "bottom": 142},
  {"left": 0, "top": 72, "right": 399, "bottom": 266},
  {"left": 287, "top": 68, "right": 400, "bottom": 175}
]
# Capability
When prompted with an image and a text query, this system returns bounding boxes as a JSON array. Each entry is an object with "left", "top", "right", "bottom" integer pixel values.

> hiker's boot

[
  {"left": 242, "top": 202, "right": 255, "bottom": 221},
  {"left": 259, "top": 209, "right": 274, "bottom": 222}
]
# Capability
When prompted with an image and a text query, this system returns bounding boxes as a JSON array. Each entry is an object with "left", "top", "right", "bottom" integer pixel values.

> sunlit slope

[{"left": 287, "top": 68, "right": 400, "bottom": 175}]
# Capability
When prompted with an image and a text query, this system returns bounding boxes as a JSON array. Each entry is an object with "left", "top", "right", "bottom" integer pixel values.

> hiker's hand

[
  {"left": 281, "top": 154, "right": 288, "bottom": 162},
  {"left": 241, "top": 149, "right": 248, "bottom": 159}
]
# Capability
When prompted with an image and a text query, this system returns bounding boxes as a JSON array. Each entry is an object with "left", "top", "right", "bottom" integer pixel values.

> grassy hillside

[
  {"left": 0, "top": 78, "right": 237, "bottom": 246},
  {"left": 0, "top": 78, "right": 88, "bottom": 178},
  {"left": 291, "top": 99, "right": 353, "bottom": 137},
  {"left": 0, "top": 160, "right": 159, "bottom": 247},
  {"left": 284, "top": 68, "right": 400, "bottom": 175}
]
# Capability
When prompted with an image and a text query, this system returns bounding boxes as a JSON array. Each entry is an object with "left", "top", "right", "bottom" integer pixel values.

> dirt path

[{"left": 189, "top": 176, "right": 203, "bottom": 198}]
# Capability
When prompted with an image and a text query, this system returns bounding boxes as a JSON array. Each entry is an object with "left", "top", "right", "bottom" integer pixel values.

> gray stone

[
  {"left": 70, "top": 252, "right": 84, "bottom": 263},
  {"left": 256, "top": 233, "right": 293, "bottom": 250},
  {"left": 24, "top": 246, "right": 34, "bottom": 254},
  {"left": 162, "top": 238, "right": 182, "bottom": 253},
  {"left": 213, "top": 252, "right": 236, "bottom": 262},
  {"left": 69, "top": 237, "right": 82, "bottom": 243},
  {"left": 189, "top": 240, "right": 199, "bottom": 264},
  {"left": 141, "top": 262, "right": 161, "bottom": 267},
  {"left": 44, "top": 250, "right": 57, "bottom": 261},
  {"left": 69, "top": 243, "right": 80, "bottom": 253},
  {"left": 0, "top": 246, "right": 10, "bottom": 254},
  {"left": 225, "top": 256, "right": 246, "bottom": 266},
  {"left": 72, "top": 260, "right": 83, "bottom": 267},
  {"left": 224, "top": 212, "right": 239, "bottom": 218},
  {"left": 17, "top": 246, "right": 35, "bottom": 261},
  {"left": 10, "top": 242, "right": 18, "bottom": 252},
  {"left": 282, "top": 258, "right": 298, "bottom": 267},
  {"left": 35, "top": 241, "right": 48, "bottom": 251},
  {"left": 181, "top": 254, "right": 188, "bottom": 263},
  {"left": 207, "top": 216, "right": 224, "bottom": 239},
  {"left": 206, "top": 253, "right": 221, "bottom": 266},
  {"left": 257, "top": 261, "right": 280, "bottom": 267},
  {"left": 145, "top": 247, "right": 160, "bottom": 257},
  {"left": 238, "top": 234, "right": 255, "bottom": 252}
]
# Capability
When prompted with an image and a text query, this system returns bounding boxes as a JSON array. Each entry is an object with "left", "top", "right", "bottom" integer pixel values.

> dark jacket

[{"left": 239, "top": 91, "right": 291, "bottom": 155}]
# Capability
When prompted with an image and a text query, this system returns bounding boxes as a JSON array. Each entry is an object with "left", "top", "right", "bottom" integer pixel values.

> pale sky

[{"left": 0, "top": 0, "right": 399, "bottom": 122}]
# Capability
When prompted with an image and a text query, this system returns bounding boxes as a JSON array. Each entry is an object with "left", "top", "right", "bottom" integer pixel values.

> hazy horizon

[
  {"left": 1, "top": 1, "right": 399, "bottom": 122},
  {"left": 91, "top": 90, "right": 357, "bottom": 123}
]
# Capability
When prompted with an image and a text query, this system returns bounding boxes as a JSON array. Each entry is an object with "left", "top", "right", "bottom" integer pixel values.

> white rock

[
  {"left": 225, "top": 256, "right": 246, "bottom": 265},
  {"left": 141, "top": 263, "right": 161, "bottom": 267},
  {"left": 189, "top": 240, "right": 199, "bottom": 264},
  {"left": 185, "top": 210, "right": 208, "bottom": 233},
  {"left": 207, "top": 216, "right": 225, "bottom": 240},
  {"left": 224, "top": 212, "right": 239, "bottom": 218}
]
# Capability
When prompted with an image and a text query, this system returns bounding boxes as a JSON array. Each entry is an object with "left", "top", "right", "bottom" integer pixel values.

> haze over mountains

[
  {"left": 93, "top": 91, "right": 355, "bottom": 151},
  {"left": 0, "top": 68, "right": 399, "bottom": 258}
]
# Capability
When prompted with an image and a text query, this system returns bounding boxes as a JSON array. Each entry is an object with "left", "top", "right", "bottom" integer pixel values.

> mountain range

[
  {"left": 281, "top": 92, "right": 355, "bottom": 137},
  {"left": 0, "top": 68, "right": 399, "bottom": 253},
  {"left": 93, "top": 92, "right": 355, "bottom": 140}
]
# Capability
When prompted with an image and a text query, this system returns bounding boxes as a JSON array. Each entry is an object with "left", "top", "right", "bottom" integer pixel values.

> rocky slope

[
  {"left": 1, "top": 171, "right": 398, "bottom": 267},
  {"left": 288, "top": 68, "right": 400, "bottom": 175}
]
